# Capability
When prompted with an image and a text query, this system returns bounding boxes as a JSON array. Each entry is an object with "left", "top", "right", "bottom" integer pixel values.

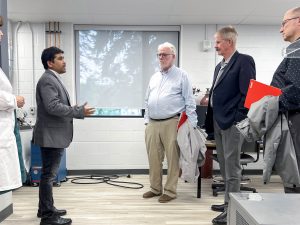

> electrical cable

[{"left": 68, "top": 174, "right": 144, "bottom": 189}]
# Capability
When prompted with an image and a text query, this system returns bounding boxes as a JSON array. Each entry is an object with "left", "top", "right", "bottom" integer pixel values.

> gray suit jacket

[
  {"left": 236, "top": 96, "right": 300, "bottom": 186},
  {"left": 33, "top": 70, "right": 84, "bottom": 148}
]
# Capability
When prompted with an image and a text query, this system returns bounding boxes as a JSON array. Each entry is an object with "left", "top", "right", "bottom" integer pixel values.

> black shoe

[
  {"left": 212, "top": 211, "right": 227, "bottom": 225},
  {"left": 40, "top": 216, "right": 72, "bottom": 225},
  {"left": 284, "top": 186, "right": 300, "bottom": 193},
  {"left": 211, "top": 203, "right": 227, "bottom": 212},
  {"left": 37, "top": 209, "right": 67, "bottom": 218}
]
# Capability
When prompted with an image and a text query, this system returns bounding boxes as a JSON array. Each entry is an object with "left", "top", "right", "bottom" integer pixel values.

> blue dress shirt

[{"left": 144, "top": 65, "right": 197, "bottom": 127}]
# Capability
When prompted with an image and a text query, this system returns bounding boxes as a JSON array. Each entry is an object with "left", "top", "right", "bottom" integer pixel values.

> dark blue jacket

[
  {"left": 205, "top": 51, "right": 256, "bottom": 132},
  {"left": 271, "top": 39, "right": 300, "bottom": 112}
]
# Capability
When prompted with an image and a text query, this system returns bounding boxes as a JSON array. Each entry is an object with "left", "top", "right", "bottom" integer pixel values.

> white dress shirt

[{"left": 144, "top": 65, "right": 197, "bottom": 127}]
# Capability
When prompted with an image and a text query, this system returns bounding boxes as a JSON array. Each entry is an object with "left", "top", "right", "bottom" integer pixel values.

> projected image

[
  {"left": 75, "top": 28, "right": 179, "bottom": 116},
  {"left": 93, "top": 107, "right": 142, "bottom": 116}
]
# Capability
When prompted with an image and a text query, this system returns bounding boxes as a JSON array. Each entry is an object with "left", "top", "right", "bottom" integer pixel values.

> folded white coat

[{"left": 177, "top": 112, "right": 207, "bottom": 183}]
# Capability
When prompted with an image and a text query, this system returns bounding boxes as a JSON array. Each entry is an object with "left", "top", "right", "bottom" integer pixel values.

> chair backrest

[
  {"left": 196, "top": 105, "right": 207, "bottom": 127},
  {"left": 241, "top": 140, "right": 259, "bottom": 153},
  {"left": 240, "top": 140, "right": 260, "bottom": 165}
]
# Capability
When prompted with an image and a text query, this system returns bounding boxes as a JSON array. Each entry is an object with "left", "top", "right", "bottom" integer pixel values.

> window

[{"left": 75, "top": 25, "right": 179, "bottom": 117}]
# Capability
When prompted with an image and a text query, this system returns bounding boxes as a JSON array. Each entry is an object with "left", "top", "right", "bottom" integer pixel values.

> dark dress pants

[
  {"left": 285, "top": 112, "right": 300, "bottom": 193},
  {"left": 38, "top": 147, "right": 64, "bottom": 218}
]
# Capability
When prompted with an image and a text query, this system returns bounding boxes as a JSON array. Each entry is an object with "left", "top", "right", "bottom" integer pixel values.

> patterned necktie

[{"left": 211, "top": 62, "right": 227, "bottom": 107}]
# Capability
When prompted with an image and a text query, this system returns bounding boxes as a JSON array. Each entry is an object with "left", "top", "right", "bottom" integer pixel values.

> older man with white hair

[{"left": 143, "top": 42, "right": 197, "bottom": 203}]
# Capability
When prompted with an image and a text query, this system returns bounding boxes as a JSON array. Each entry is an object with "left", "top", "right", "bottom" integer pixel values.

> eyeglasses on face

[
  {"left": 156, "top": 53, "right": 174, "bottom": 58},
  {"left": 281, "top": 17, "right": 299, "bottom": 27}
]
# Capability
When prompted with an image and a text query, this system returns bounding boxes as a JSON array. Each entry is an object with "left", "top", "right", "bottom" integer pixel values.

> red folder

[
  {"left": 177, "top": 111, "right": 187, "bottom": 131},
  {"left": 244, "top": 79, "right": 282, "bottom": 109}
]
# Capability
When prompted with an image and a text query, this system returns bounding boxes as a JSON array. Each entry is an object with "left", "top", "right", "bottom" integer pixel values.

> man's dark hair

[{"left": 41, "top": 46, "right": 64, "bottom": 69}]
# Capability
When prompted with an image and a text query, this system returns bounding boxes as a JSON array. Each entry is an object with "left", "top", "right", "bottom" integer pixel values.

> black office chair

[{"left": 212, "top": 140, "right": 260, "bottom": 196}]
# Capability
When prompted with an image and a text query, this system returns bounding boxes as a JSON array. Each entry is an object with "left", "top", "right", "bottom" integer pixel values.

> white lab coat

[{"left": 0, "top": 68, "right": 22, "bottom": 191}]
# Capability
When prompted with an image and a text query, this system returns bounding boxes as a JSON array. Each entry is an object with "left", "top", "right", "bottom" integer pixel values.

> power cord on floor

[{"left": 68, "top": 174, "right": 144, "bottom": 189}]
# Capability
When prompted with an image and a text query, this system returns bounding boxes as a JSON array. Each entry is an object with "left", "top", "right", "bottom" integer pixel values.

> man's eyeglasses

[
  {"left": 157, "top": 53, "right": 174, "bottom": 58},
  {"left": 281, "top": 17, "right": 299, "bottom": 27}
]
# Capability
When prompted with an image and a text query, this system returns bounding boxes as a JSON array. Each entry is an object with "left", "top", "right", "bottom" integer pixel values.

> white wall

[
  {"left": 180, "top": 24, "right": 288, "bottom": 90},
  {"left": 13, "top": 22, "right": 288, "bottom": 171},
  {"left": 180, "top": 25, "right": 217, "bottom": 91},
  {"left": 10, "top": 22, "right": 45, "bottom": 124}
]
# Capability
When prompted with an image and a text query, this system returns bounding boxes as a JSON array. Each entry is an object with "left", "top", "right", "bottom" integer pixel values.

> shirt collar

[
  {"left": 222, "top": 50, "right": 236, "bottom": 66},
  {"left": 160, "top": 65, "right": 175, "bottom": 75},
  {"left": 49, "top": 69, "right": 59, "bottom": 77}
]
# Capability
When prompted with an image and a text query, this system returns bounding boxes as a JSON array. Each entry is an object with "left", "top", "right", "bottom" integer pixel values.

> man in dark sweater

[{"left": 271, "top": 6, "right": 300, "bottom": 193}]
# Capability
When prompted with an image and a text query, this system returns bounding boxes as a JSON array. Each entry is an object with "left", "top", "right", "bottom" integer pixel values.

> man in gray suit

[{"left": 33, "top": 47, "right": 94, "bottom": 225}]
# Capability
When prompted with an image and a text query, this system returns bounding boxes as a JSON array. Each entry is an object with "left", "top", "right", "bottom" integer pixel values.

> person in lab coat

[{"left": 0, "top": 16, "right": 25, "bottom": 193}]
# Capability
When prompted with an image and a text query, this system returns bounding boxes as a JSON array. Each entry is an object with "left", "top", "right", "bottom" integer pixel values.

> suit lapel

[
  {"left": 214, "top": 51, "right": 239, "bottom": 89},
  {"left": 47, "top": 70, "right": 71, "bottom": 105}
]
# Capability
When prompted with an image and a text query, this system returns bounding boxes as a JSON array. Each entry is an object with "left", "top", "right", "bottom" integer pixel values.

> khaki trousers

[{"left": 145, "top": 117, "right": 180, "bottom": 198}]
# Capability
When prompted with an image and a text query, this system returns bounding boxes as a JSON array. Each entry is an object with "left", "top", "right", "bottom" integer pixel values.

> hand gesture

[
  {"left": 83, "top": 102, "right": 95, "bottom": 116},
  {"left": 16, "top": 95, "right": 25, "bottom": 108}
]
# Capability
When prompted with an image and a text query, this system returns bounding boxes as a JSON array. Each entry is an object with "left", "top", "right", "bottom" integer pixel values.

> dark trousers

[
  {"left": 39, "top": 147, "right": 64, "bottom": 218},
  {"left": 285, "top": 112, "right": 300, "bottom": 193},
  {"left": 289, "top": 112, "right": 300, "bottom": 171}
]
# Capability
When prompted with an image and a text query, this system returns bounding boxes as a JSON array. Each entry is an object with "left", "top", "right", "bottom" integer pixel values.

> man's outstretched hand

[{"left": 83, "top": 102, "right": 95, "bottom": 116}]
